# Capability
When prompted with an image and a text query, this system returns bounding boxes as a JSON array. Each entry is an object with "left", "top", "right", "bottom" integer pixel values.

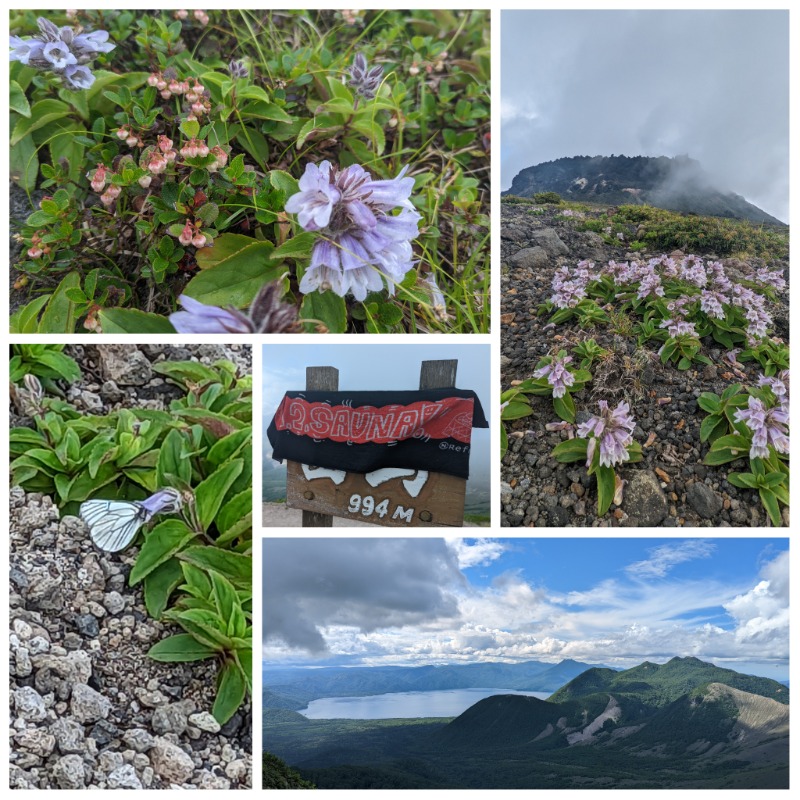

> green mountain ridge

[{"left": 264, "top": 656, "right": 790, "bottom": 789}]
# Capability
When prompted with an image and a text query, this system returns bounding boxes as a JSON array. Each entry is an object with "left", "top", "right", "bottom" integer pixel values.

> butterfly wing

[{"left": 79, "top": 499, "right": 149, "bottom": 553}]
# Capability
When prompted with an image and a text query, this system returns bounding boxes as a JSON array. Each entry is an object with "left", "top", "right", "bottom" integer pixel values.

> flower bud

[
  {"left": 196, "top": 141, "right": 209, "bottom": 157},
  {"left": 165, "top": 149, "right": 177, "bottom": 162},
  {"left": 192, "top": 232, "right": 207, "bottom": 248},
  {"left": 156, "top": 79, "right": 167, "bottom": 91},
  {"left": 116, "top": 127, "right": 129, "bottom": 140},
  {"left": 178, "top": 222, "right": 194, "bottom": 246},
  {"left": 191, "top": 102, "right": 205, "bottom": 116},
  {"left": 27, "top": 246, "right": 43, "bottom": 259},
  {"left": 175, "top": 9, "right": 188, "bottom": 20},
  {"left": 126, "top": 135, "right": 138, "bottom": 147},
  {"left": 186, "top": 91, "right": 198, "bottom": 103},
  {"left": 138, "top": 175, "right": 153, "bottom": 188},
  {"left": 157, "top": 135, "right": 173, "bottom": 153},
  {"left": 147, "top": 73, "right": 160, "bottom": 87},
  {"left": 168, "top": 80, "right": 182, "bottom": 94},
  {"left": 160, "top": 90, "right": 172, "bottom": 100}
]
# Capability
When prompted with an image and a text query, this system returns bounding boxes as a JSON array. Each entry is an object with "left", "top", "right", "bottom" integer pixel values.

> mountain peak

[{"left": 504, "top": 154, "right": 785, "bottom": 225}]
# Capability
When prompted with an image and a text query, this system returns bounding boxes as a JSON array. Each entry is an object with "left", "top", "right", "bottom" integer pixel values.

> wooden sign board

[{"left": 285, "top": 461, "right": 467, "bottom": 527}]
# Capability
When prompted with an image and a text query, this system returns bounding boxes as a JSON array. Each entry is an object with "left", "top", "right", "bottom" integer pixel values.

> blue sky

[
  {"left": 261, "top": 343, "right": 491, "bottom": 499},
  {"left": 263, "top": 538, "right": 789, "bottom": 681}
]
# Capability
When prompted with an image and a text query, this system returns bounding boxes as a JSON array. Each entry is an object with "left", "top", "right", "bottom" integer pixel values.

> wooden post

[
  {"left": 419, "top": 359, "right": 458, "bottom": 390},
  {"left": 302, "top": 366, "right": 339, "bottom": 527}
]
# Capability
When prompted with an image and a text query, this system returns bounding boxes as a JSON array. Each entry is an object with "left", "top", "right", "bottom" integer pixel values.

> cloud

[
  {"left": 501, "top": 10, "right": 789, "bottom": 221},
  {"left": 262, "top": 539, "right": 463, "bottom": 655},
  {"left": 447, "top": 538, "right": 508, "bottom": 569},
  {"left": 263, "top": 540, "right": 789, "bottom": 673},
  {"left": 724, "top": 550, "right": 789, "bottom": 645},
  {"left": 625, "top": 540, "right": 716, "bottom": 579}
]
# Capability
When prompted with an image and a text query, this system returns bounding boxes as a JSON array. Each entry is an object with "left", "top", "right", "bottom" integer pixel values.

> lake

[{"left": 298, "top": 688, "right": 551, "bottom": 719}]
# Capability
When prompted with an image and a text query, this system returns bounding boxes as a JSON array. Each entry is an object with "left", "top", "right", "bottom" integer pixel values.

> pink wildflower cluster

[
  {"left": 577, "top": 400, "right": 636, "bottom": 468},
  {"left": 174, "top": 10, "right": 209, "bottom": 26},
  {"left": 26, "top": 230, "right": 49, "bottom": 259},
  {"left": 549, "top": 253, "right": 783, "bottom": 345},
  {"left": 533, "top": 353, "right": 575, "bottom": 398},
  {"left": 550, "top": 260, "right": 592, "bottom": 308}
]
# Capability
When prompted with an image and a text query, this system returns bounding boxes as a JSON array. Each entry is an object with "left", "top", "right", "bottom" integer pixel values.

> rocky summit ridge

[{"left": 505, "top": 155, "right": 785, "bottom": 226}]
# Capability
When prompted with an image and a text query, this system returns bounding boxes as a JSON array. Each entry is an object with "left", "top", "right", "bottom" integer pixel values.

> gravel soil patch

[
  {"left": 500, "top": 203, "right": 789, "bottom": 528},
  {"left": 9, "top": 344, "right": 253, "bottom": 789}
]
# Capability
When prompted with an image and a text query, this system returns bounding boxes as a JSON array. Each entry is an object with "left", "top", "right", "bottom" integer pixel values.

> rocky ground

[
  {"left": 500, "top": 202, "right": 790, "bottom": 527},
  {"left": 9, "top": 345, "right": 253, "bottom": 789}
]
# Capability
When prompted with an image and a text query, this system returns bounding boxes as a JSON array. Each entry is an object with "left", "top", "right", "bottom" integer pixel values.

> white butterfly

[{"left": 80, "top": 488, "right": 183, "bottom": 552}]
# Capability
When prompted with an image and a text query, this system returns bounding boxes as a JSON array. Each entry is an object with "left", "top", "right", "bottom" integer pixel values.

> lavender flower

[
  {"left": 679, "top": 255, "right": 708, "bottom": 288},
  {"left": 285, "top": 160, "right": 421, "bottom": 301},
  {"left": 659, "top": 318, "right": 697, "bottom": 338},
  {"left": 228, "top": 59, "right": 249, "bottom": 79},
  {"left": 734, "top": 396, "right": 790, "bottom": 459},
  {"left": 533, "top": 354, "right": 575, "bottom": 398},
  {"left": 577, "top": 400, "right": 636, "bottom": 468},
  {"left": 141, "top": 487, "right": 183, "bottom": 518},
  {"left": 754, "top": 266, "right": 786, "bottom": 292},
  {"left": 9, "top": 16, "right": 115, "bottom": 90},
  {"left": 698, "top": 289, "right": 727, "bottom": 319},
  {"left": 757, "top": 370, "right": 789, "bottom": 401},
  {"left": 170, "top": 282, "right": 300, "bottom": 334},
  {"left": 348, "top": 52, "right": 383, "bottom": 101}
]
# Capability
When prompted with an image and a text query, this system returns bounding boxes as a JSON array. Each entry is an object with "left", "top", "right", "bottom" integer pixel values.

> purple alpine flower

[
  {"left": 140, "top": 487, "right": 183, "bottom": 518},
  {"left": 533, "top": 354, "right": 575, "bottom": 398},
  {"left": 64, "top": 64, "right": 95, "bottom": 89},
  {"left": 170, "top": 294, "right": 253, "bottom": 334},
  {"left": 734, "top": 396, "right": 790, "bottom": 459},
  {"left": 349, "top": 52, "right": 383, "bottom": 100},
  {"left": 285, "top": 160, "right": 421, "bottom": 301},
  {"left": 170, "top": 282, "right": 299, "bottom": 334},
  {"left": 577, "top": 400, "right": 636, "bottom": 468},
  {"left": 9, "top": 16, "right": 114, "bottom": 90}
]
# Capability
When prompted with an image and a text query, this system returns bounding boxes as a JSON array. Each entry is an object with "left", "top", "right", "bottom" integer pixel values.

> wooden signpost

[{"left": 285, "top": 360, "right": 469, "bottom": 527}]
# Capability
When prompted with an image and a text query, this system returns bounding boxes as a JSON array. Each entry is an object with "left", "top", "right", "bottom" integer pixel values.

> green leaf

[
  {"left": 697, "top": 393, "right": 721, "bottom": 414},
  {"left": 11, "top": 99, "right": 70, "bottom": 145},
  {"left": 500, "top": 425, "right": 509, "bottom": 460},
  {"left": 129, "top": 519, "right": 198, "bottom": 585},
  {"left": 501, "top": 400, "right": 533, "bottom": 421},
  {"left": 269, "top": 169, "right": 298, "bottom": 196},
  {"left": 179, "top": 546, "right": 251, "bottom": 585},
  {"left": 184, "top": 237, "right": 282, "bottom": 307},
  {"left": 10, "top": 80, "right": 31, "bottom": 117},
  {"left": 10, "top": 295, "right": 51, "bottom": 333},
  {"left": 39, "top": 272, "right": 81, "bottom": 333},
  {"left": 195, "top": 459, "right": 245, "bottom": 531},
  {"left": 148, "top": 633, "right": 219, "bottom": 662},
  {"left": 271, "top": 231, "right": 316, "bottom": 260},
  {"left": 552, "top": 438, "right": 589, "bottom": 464},
  {"left": 206, "top": 428, "right": 251, "bottom": 467},
  {"left": 595, "top": 464, "right": 616, "bottom": 516},
  {"left": 157, "top": 428, "right": 193, "bottom": 487},
  {"left": 759, "top": 488, "right": 782, "bottom": 526},
  {"left": 300, "top": 290, "right": 347, "bottom": 333},
  {"left": 98, "top": 308, "right": 175, "bottom": 334},
  {"left": 726, "top": 471, "right": 759, "bottom": 490},
  {"left": 553, "top": 392, "right": 576, "bottom": 423},
  {"left": 32, "top": 350, "right": 82, "bottom": 383},
  {"left": 9, "top": 131, "right": 39, "bottom": 192},
  {"left": 210, "top": 570, "right": 238, "bottom": 624},
  {"left": 212, "top": 661, "right": 248, "bottom": 724},
  {"left": 144, "top": 558, "right": 184, "bottom": 619},
  {"left": 215, "top": 488, "right": 252, "bottom": 537}
]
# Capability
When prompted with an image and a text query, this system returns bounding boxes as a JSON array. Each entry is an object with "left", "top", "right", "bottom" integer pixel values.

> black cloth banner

[{"left": 267, "top": 389, "right": 488, "bottom": 479}]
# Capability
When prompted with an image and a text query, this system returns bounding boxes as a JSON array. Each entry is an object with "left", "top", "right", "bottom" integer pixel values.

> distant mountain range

[
  {"left": 263, "top": 658, "right": 606, "bottom": 710},
  {"left": 265, "top": 656, "right": 790, "bottom": 789},
  {"left": 504, "top": 155, "right": 786, "bottom": 225}
]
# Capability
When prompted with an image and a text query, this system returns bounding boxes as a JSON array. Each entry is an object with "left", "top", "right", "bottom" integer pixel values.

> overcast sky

[
  {"left": 263, "top": 537, "right": 789, "bottom": 682},
  {"left": 501, "top": 10, "right": 789, "bottom": 222}
]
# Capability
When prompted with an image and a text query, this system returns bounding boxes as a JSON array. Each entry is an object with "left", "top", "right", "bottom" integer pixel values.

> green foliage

[
  {"left": 614, "top": 204, "right": 789, "bottom": 260},
  {"left": 262, "top": 752, "right": 315, "bottom": 790},
  {"left": 9, "top": 354, "right": 252, "bottom": 722},
  {"left": 533, "top": 191, "right": 562, "bottom": 204},
  {"left": 9, "top": 344, "right": 81, "bottom": 387},
  {"left": 10, "top": 9, "right": 489, "bottom": 333}
]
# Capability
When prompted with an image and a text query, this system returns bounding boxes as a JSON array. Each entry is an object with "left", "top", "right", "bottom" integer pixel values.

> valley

[{"left": 263, "top": 657, "right": 789, "bottom": 789}]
